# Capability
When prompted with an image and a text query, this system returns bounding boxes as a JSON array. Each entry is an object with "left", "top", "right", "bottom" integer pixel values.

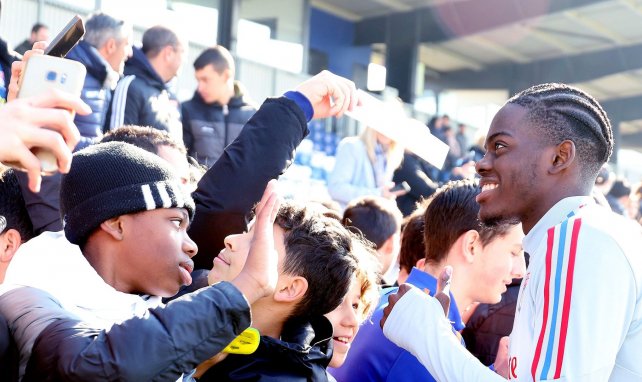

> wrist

[{"left": 284, "top": 91, "right": 313, "bottom": 122}]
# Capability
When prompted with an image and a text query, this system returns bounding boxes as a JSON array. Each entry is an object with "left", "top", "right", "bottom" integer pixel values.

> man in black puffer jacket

[
  {"left": 67, "top": 13, "right": 133, "bottom": 151},
  {"left": 109, "top": 26, "right": 184, "bottom": 140},
  {"left": 182, "top": 46, "right": 257, "bottom": 168}
]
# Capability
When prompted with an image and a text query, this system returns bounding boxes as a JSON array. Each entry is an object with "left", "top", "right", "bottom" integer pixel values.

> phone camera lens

[
  {"left": 46, "top": 71, "right": 57, "bottom": 82},
  {"left": 60, "top": 73, "right": 67, "bottom": 84}
]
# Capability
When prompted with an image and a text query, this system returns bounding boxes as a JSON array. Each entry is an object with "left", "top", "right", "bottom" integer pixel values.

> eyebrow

[{"left": 484, "top": 131, "right": 514, "bottom": 149}]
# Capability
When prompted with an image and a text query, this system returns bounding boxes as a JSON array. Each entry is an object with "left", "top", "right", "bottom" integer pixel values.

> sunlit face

[
  {"left": 107, "top": 33, "right": 133, "bottom": 75},
  {"left": 157, "top": 145, "right": 191, "bottom": 191},
  {"left": 475, "top": 103, "right": 551, "bottom": 227},
  {"left": 325, "top": 276, "right": 363, "bottom": 368},
  {"left": 195, "top": 64, "right": 233, "bottom": 105},
  {"left": 207, "top": 220, "right": 286, "bottom": 285},
  {"left": 469, "top": 225, "right": 525, "bottom": 304},
  {"left": 32, "top": 27, "right": 49, "bottom": 43},
  {"left": 118, "top": 208, "right": 197, "bottom": 297}
]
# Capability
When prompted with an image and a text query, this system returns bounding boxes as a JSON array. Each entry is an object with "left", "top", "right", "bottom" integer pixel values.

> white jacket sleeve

[{"left": 383, "top": 286, "right": 504, "bottom": 382}]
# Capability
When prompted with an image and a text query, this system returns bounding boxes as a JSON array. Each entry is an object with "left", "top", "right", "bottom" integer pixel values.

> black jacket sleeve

[
  {"left": 11, "top": 283, "right": 250, "bottom": 381},
  {"left": 189, "top": 96, "right": 308, "bottom": 270}
]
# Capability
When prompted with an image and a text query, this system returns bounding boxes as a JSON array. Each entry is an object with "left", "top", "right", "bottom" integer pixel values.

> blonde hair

[
  {"left": 359, "top": 127, "right": 404, "bottom": 181},
  {"left": 350, "top": 234, "right": 382, "bottom": 321}
]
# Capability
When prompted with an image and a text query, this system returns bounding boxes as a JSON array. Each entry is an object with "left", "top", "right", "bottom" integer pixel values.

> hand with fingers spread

[
  {"left": 0, "top": 89, "right": 90, "bottom": 192},
  {"left": 230, "top": 180, "right": 281, "bottom": 305},
  {"left": 295, "top": 70, "right": 359, "bottom": 119}
]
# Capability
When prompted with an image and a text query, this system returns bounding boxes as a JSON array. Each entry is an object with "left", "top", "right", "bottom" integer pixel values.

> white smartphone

[{"left": 17, "top": 54, "right": 86, "bottom": 174}]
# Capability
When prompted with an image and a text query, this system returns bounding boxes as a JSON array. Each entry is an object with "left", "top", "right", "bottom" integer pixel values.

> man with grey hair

[
  {"left": 109, "top": 25, "right": 185, "bottom": 140},
  {"left": 67, "top": 12, "right": 133, "bottom": 150}
]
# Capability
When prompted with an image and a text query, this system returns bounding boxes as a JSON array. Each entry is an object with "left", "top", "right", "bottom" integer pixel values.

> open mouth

[
  {"left": 179, "top": 261, "right": 194, "bottom": 285},
  {"left": 333, "top": 336, "right": 352, "bottom": 346},
  {"left": 476, "top": 182, "right": 499, "bottom": 203}
]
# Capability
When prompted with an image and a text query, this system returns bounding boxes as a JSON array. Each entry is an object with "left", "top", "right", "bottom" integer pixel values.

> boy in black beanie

[{"left": 0, "top": 70, "right": 360, "bottom": 381}]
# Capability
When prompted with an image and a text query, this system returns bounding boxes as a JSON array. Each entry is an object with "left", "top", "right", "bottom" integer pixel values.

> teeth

[
  {"left": 482, "top": 184, "right": 498, "bottom": 192},
  {"left": 335, "top": 337, "right": 350, "bottom": 344}
]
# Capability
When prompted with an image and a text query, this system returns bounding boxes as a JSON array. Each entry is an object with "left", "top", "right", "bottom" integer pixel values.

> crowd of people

[{"left": 0, "top": 6, "right": 641, "bottom": 382}]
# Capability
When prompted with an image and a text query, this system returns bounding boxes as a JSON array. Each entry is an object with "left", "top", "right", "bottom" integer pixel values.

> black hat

[{"left": 60, "top": 141, "right": 194, "bottom": 245}]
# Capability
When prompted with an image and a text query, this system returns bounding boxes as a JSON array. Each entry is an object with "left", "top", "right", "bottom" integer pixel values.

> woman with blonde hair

[{"left": 328, "top": 126, "right": 405, "bottom": 208}]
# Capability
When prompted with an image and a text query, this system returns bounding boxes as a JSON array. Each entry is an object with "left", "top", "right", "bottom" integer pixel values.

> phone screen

[{"left": 44, "top": 15, "right": 85, "bottom": 58}]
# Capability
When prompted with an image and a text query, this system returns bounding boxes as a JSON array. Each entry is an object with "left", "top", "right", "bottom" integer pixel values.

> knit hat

[{"left": 60, "top": 141, "right": 195, "bottom": 245}]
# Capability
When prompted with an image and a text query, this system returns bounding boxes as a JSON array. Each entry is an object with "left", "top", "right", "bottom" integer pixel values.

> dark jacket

[
  {"left": 189, "top": 96, "right": 308, "bottom": 270},
  {"left": 460, "top": 280, "right": 521, "bottom": 366},
  {"left": 14, "top": 39, "right": 32, "bottom": 56},
  {"left": 108, "top": 47, "right": 181, "bottom": 137},
  {"left": 0, "top": 314, "right": 18, "bottom": 382},
  {"left": 393, "top": 151, "right": 439, "bottom": 216},
  {"left": 0, "top": 38, "right": 19, "bottom": 103},
  {"left": 182, "top": 84, "right": 257, "bottom": 167},
  {"left": 0, "top": 283, "right": 250, "bottom": 381},
  {"left": 199, "top": 316, "right": 333, "bottom": 382},
  {"left": 66, "top": 40, "right": 115, "bottom": 151}
]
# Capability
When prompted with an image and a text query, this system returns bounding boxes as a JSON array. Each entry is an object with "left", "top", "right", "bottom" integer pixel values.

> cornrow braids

[{"left": 508, "top": 83, "right": 613, "bottom": 178}]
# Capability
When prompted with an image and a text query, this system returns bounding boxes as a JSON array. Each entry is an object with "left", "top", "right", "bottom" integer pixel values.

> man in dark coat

[
  {"left": 66, "top": 13, "right": 132, "bottom": 151},
  {"left": 182, "top": 46, "right": 256, "bottom": 167}
]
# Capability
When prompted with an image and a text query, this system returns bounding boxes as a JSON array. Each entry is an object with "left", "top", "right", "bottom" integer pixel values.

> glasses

[{"left": 0, "top": 215, "right": 6, "bottom": 235}]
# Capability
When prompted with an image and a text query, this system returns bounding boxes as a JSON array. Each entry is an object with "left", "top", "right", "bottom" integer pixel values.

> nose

[
  {"left": 511, "top": 252, "right": 527, "bottom": 279},
  {"left": 342, "top": 306, "right": 360, "bottom": 328},
  {"left": 183, "top": 232, "right": 198, "bottom": 258},
  {"left": 475, "top": 152, "right": 491, "bottom": 176},
  {"left": 224, "top": 233, "right": 241, "bottom": 251}
]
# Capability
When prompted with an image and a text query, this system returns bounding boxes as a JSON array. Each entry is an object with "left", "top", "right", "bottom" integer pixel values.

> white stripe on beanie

[
  {"left": 157, "top": 183, "right": 172, "bottom": 208},
  {"left": 141, "top": 184, "right": 155, "bottom": 211}
]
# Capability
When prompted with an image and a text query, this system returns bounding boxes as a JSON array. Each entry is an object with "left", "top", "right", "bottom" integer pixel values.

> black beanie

[{"left": 60, "top": 141, "right": 195, "bottom": 245}]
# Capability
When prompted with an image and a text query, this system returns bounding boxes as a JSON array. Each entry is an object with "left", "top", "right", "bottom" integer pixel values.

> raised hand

[
  {"left": 295, "top": 70, "right": 359, "bottom": 119},
  {"left": 230, "top": 180, "right": 281, "bottom": 304}
]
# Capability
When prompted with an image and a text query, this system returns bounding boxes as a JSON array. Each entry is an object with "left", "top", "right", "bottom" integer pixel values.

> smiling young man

[
  {"left": 381, "top": 83, "right": 642, "bottom": 381},
  {"left": 331, "top": 179, "right": 525, "bottom": 382}
]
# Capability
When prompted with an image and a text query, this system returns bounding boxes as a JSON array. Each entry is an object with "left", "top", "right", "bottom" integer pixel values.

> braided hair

[{"left": 507, "top": 83, "right": 613, "bottom": 179}]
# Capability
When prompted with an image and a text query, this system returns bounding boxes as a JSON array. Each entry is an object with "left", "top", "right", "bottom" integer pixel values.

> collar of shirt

[
  {"left": 522, "top": 196, "right": 595, "bottom": 257},
  {"left": 406, "top": 267, "right": 464, "bottom": 331}
]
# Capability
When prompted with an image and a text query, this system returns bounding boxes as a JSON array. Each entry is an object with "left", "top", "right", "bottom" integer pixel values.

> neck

[
  {"left": 521, "top": 182, "right": 592, "bottom": 234},
  {"left": 82, "top": 237, "right": 128, "bottom": 293},
  {"left": 250, "top": 298, "right": 288, "bottom": 338},
  {"left": 148, "top": 56, "right": 171, "bottom": 83}
]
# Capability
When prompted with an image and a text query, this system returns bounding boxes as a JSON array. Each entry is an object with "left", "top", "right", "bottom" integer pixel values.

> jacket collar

[{"left": 523, "top": 196, "right": 595, "bottom": 257}]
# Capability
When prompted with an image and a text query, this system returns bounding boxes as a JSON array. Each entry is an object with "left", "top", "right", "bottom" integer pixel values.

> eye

[
  {"left": 352, "top": 301, "right": 361, "bottom": 311},
  {"left": 494, "top": 142, "right": 507, "bottom": 151},
  {"left": 171, "top": 218, "right": 183, "bottom": 228}
]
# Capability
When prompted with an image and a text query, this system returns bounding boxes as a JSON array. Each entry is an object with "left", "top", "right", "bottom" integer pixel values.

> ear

[
  {"left": 549, "top": 140, "right": 576, "bottom": 175},
  {"left": 104, "top": 37, "right": 117, "bottom": 55},
  {"left": 222, "top": 68, "right": 233, "bottom": 82},
  {"left": 458, "top": 229, "right": 480, "bottom": 264},
  {"left": 415, "top": 258, "right": 426, "bottom": 269},
  {"left": 163, "top": 45, "right": 175, "bottom": 61},
  {"left": 379, "top": 235, "right": 396, "bottom": 256},
  {"left": 273, "top": 276, "right": 308, "bottom": 303},
  {"left": 99, "top": 216, "right": 125, "bottom": 241},
  {"left": 0, "top": 229, "right": 23, "bottom": 263}
]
